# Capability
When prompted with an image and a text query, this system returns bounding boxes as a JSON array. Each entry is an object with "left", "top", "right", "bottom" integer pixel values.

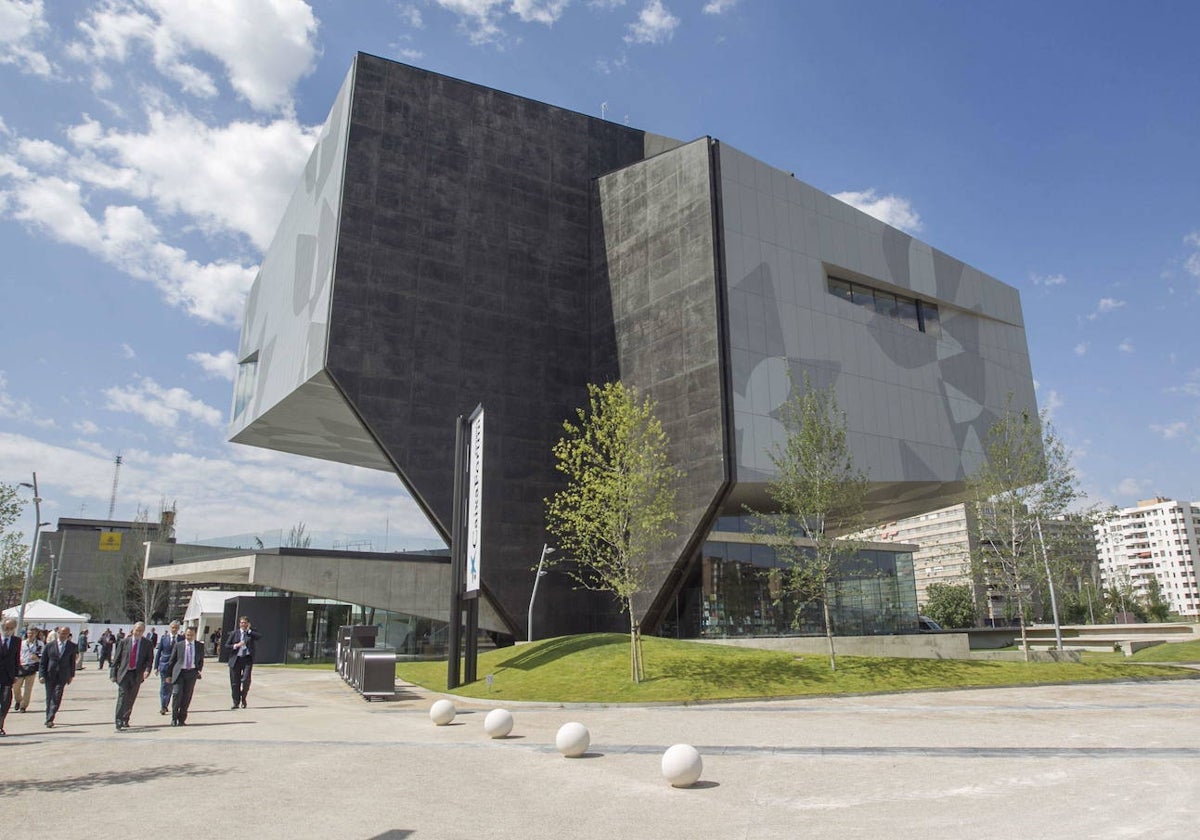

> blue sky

[{"left": 1, "top": 0, "right": 1198, "bottom": 548}]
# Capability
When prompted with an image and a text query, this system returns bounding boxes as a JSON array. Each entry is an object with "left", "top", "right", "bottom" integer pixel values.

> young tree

[
  {"left": 923, "top": 582, "right": 977, "bottom": 629},
  {"left": 284, "top": 522, "right": 313, "bottom": 548},
  {"left": 0, "top": 482, "right": 29, "bottom": 610},
  {"left": 754, "top": 376, "right": 869, "bottom": 672},
  {"left": 544, "top": 381, "right": 680, "bottom": 683},
  {"left": 967, "top": 400, "right": 1090, "bottom": 658},
  {"left": 123, "top": 508, "right": 169, "bottom": 622}
]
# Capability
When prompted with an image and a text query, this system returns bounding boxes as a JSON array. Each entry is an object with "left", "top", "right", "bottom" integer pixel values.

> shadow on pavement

[{"left": 0, "top": 762, "right": 216, "bottom": 794}]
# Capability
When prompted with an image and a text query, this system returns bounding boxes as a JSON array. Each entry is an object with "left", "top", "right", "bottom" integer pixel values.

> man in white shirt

[{"left": 164, "top": 626, "right": 204, "bottom": 726}]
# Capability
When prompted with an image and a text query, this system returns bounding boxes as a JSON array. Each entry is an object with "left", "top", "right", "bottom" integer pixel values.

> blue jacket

[{"left": 155, "top": 632, "right": 180, "bottom": 673}]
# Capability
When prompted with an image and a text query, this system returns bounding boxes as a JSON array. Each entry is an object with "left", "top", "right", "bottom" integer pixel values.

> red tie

[{"left": 129, "top": 640, "right": 137, "bottom": 668}]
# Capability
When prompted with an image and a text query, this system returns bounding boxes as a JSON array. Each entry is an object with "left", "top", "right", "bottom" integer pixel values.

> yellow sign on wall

[{"left": 98, "top": 531, "right": 122, "bottom": 551}]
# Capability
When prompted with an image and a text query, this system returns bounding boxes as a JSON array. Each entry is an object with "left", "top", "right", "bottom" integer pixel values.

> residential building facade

[{"left": 1095, "top": 497, "right": 1200, "bottom": 618}]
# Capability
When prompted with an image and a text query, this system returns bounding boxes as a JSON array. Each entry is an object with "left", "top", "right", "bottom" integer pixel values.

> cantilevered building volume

[{"left": 227, "top": 53, "right": 1037, "bottom": 640}]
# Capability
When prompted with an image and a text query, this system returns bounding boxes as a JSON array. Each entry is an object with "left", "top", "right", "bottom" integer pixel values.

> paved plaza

[{"left": 3, "top": 663, "right": 1198, "bottom": 838}]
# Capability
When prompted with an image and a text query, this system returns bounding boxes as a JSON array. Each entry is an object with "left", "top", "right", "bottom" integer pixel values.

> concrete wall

[
  {"left": 698, "top": 633, "right": 972, "bottom": 660},
  {"left": 593, "top": 137, "right": 729, "bottom": 622}
]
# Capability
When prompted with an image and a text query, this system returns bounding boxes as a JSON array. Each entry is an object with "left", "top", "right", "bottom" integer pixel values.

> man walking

[
  {"left": 154, "top": 621, "right": 181, "bottom": 715},
  {"left": 224, "top": 616, "right": 261, "bottom": 709},
  {"left": 165, "top": 626, "right": 203, "bottom": 726},
  {"left": 110, "top": 621, "right": 154, "bottom": 731},
  {"left": 0, "top": 618, "right": 19, "bottom": 736},
  {"left": 97, "top": 628, "right": 115, "bottom": 670},
  {"left": 38, "top": 626, "right": 77, "bottom": 728},
  {"left": 76, "top": 627, "right": 89, "bottom": 670}
]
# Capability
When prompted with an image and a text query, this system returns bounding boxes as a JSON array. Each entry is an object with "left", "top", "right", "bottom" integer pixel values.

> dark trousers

[
  {"left": 230, "top": 656, "right": 253, "bottom": 704},
  {"left": 0, "top": 683, "right": 12, "bottom": 728},
  {"left": 98, "top": 648, "right": 113, "bottom": 668},
  {"left": 44, "top": 679, "right": 67, "bottom": 723},
  {"left": 171, "top": 671, "right": 199, "bottom": 723},
  {"left": 159, "top": 673, "right": 172, "bottom": 710},
  {"left": 114, "top": 672, "right": 143, "bottom": 724}
]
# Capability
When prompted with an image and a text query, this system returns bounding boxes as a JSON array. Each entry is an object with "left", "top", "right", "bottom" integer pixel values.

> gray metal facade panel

[{"left": 718, "top": 142, "right": 1037, "bottom": 521}]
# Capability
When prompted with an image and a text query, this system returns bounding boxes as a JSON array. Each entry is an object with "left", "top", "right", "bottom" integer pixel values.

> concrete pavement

[{"left": 3, "top": 662, "right": 1199, "bottom": 838}]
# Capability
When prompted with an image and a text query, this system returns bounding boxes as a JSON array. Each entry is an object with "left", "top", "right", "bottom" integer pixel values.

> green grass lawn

[
  {"left": 1130, "top": 638, "right": 1200, "bottom": 663},
  {"left": 393, "top": 633, "right": 1197, "bottom": 704}
]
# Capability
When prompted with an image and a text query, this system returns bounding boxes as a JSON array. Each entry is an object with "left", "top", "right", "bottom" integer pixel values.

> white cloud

[
  {"left": 703, "top": 0, "right": 739, "bottom": 13},
  {"left": 833, "top": 189, "right": 924, "bottom": 234},
  {"left": 67, "top": 110, "right": 320, "bottom": 250},
  {"left": 0, "top": 0, "right": 52, "bottom": 75},
  {"left": 1115, "top": 477, "right": 1151, "bottom": 498},
  {"left": 189, "top": 350, "right": 239, "bottom": 381},
  {"left": 0, "top": 431, "right": 441, "bottom": 546},
  {"left": 1074, "top": 342, "right": 1088, "bottom": 356},
  {"left": 1040, "top": 389, "right": 1064, "bottom": 418},
  {"left": 624, "top": 0, "right": 679, "bottom": 45},
  {"left": 1166, "top": 369, "right": 1200, "bottom": 398},
  {"left": 74, "top": 419, "right": 102, "bottom": 435},
  {"left": 398, "top": 4, "right": 425, "bottom": 28},
  {"left": 434, "top": 0, "right": 508, "bottom": 45},
  {"left": 3, "top": 170, "right": 257, "bottom": 324},
  {"left": 1030, "top": 272, "right": 1067, "bottom": 287},
  {"left": 71, "top": 0, "right": 319, "bottom": 114},
  {"left": 1150, "top": 421, "right": 1187, "bottom": 440},
  {"left": 1087, "top": 297, "right": 1126, "bottom": 320},
  {"left": 0, "top": 370, "right": 55, "bottom": 428},
  {"left": 119, "top": 343, "right": 136, "bottom": 359},
  {"left": 511, "top": 0, "right": 571, "bottom": 25},
  {"left": 396, "top": 47, "right": 424, "bottom": 62},
  {"left": 1185, "top": 231, "right": 1200, "bottom": 282},
  {"left": 103, "top": 377, "right": 223, "bottom": 429},
  {"left": 1118, "top": 339, "right": 1134, "bottom": 354}
]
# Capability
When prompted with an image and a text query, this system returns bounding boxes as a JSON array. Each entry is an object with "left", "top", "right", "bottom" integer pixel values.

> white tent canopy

[
  {"left": 3, "top": 599, "right": 88, "bottom": 631},
  {"left": 183, "top": 590, "right": 255, "bottom": 637}
]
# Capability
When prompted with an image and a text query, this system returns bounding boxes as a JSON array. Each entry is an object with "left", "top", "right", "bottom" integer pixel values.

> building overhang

[{"left": 144, "top": 543, "right": 514, "bottom": 634}]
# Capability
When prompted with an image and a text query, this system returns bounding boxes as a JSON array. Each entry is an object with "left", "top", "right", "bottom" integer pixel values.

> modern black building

[{"left": 223, "top": 53, "right": 1036, "bottom": 641}]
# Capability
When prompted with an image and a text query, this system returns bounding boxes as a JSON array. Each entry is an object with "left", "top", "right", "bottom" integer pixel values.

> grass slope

[{"left": 395, "top": 633, "right": 1196, "bottom": 703}]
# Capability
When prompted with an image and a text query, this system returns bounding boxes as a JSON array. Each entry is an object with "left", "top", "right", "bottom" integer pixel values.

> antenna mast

[{"left": 108, "top": 453, "right": 123, "bottom": 519}]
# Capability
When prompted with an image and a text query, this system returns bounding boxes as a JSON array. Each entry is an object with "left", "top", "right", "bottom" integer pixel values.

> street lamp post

[
  {"left": 16, "top": 472, "right": 47, "bottom": 633},
  {"left": 527, "top": 544, "right": 554, "bottom": 643}
]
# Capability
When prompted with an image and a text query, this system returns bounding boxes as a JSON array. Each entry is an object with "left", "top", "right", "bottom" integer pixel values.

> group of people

[{"left": 0, "top": 615, "right": 261, "bottom": 735}]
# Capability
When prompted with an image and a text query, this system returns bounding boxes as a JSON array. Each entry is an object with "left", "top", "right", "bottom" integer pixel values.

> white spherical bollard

[
  {"left": 555, "top": 721, "right": 590, "bottom": 757},
  {"left": 429, "top": 699, "right": 456, "bottom": 726},
  {"left": 483, "top": 708, "right": 514, "bottom": 739},
  {"left": 661, "top": 744, "right": 703, "bottom": 787}
]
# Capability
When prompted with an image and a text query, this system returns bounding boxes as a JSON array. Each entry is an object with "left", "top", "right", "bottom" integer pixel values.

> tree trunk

[
  {"left": 822, "top": 599, "right": 837, "bottom": 672},
  {"left": 628, "top": 604, "right": 643, "bottom": 683}
]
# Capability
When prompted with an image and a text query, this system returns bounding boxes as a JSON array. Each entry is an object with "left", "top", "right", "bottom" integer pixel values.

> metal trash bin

[{"left": 359, "top": 648, "right": 397, "bottom": 700}]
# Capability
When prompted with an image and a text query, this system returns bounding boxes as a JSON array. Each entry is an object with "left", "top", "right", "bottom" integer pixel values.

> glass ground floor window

[{"left": 659, "top": 539, "right": 919, "bottom": 639}]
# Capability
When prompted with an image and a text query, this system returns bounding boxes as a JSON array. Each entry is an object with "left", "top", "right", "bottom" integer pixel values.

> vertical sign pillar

[
  {"left": 447, "top": 415, "right": 467, "bottom": 690},
  {"left": 462, "top": 406, "right": 484, "bottom": 686},
  {"left": 448, "top": 404, "right": 484, "bottom": 691}
]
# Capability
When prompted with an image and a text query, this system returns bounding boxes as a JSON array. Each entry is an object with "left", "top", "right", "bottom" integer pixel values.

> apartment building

[{"left": 1095, "top": 497, "right": 1200, "bottom": 618}]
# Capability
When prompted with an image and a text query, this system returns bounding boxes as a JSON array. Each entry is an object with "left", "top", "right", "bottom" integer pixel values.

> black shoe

[
  {"left": 241, "top": 700, "right": 247, "bottom": 709},
  {"left": 231, "top": 704, "right": 240, "bottom": 710},
  {"left": 17, "top": 706, "right": 24, "bottom": 713},
  {"left": 45, "top": 719, "right": 54, "bottom": 728},
  {"left": 1, "top": 728, "right": 6, "bottom": 736},
  {"left": 171, "top": 719, "right": 179, "bottom": 726},
  {"left": 160, "top": 707, "right": 168, "bottom": 715}
]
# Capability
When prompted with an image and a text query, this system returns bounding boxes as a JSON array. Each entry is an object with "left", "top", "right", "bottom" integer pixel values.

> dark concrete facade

[{"left": 229, "top": 53, "right": 1036, "bottom": 640}]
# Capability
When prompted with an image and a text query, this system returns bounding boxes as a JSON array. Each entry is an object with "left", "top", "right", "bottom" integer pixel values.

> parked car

[{"left": 917, "top": 615, "right": 943, "bottom": 632}]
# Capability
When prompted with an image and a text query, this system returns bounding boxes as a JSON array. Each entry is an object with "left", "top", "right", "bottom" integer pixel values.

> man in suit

[
  {"left": 164, "top": 626, "right": 203, "bottom": 726},
  {"left": 38, "top": 625, "right": 77, "bottom": 728},
  {"left": 154, "top": 620, "right": 181, "bottom": 715},
  {"left": 0, "top": 618, "right": 20, "bottom": 736},
  {"left": 224, "top": 616, "right": 262, "bottom": 709},
  {"left": 110, "top": 621, "right": 155, "bottom": 731}
]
